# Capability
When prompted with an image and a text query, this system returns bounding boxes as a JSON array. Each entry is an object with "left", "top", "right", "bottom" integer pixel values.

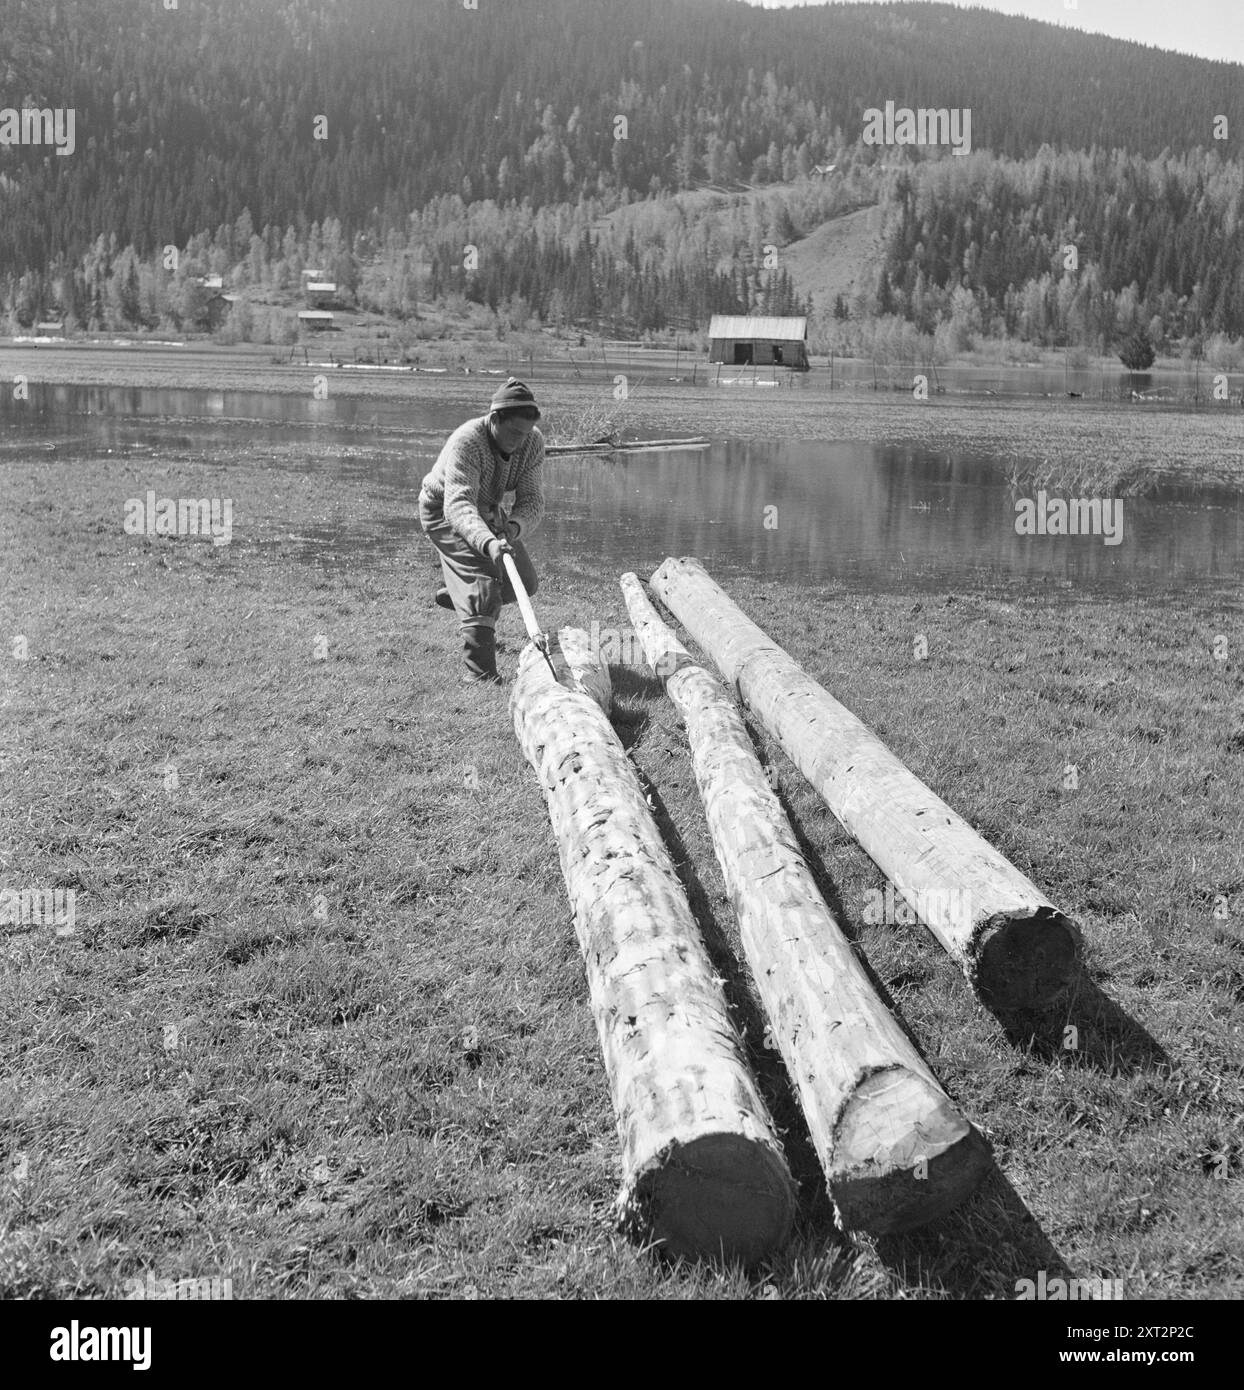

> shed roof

[{"left": 708, "top": 315, "right": 807, "bottom": 339}]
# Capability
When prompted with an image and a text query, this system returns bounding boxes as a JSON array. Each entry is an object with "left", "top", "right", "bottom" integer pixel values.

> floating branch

[{"left": 546, "top": 435, "right": 710, "bottom": 455}]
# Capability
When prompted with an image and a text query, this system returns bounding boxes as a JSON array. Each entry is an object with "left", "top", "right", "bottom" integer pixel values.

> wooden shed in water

[{"left": 708, "top": 315, "right": 809, "bottom": 369}]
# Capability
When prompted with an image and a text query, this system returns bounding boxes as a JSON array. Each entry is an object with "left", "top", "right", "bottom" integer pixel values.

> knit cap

[{"left": 489, "top": 378, "right": 541, "bottom": 418}]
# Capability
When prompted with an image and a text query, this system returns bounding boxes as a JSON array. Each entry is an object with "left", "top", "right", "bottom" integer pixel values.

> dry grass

[
  {"left": 1002, "top": 455, "right": 1159, "bottom": 498},
  {"left": 540, "top": 394, "right": 634, "bottom": 447}
]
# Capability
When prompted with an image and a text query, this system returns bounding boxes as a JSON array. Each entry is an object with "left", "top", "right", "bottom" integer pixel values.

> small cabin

[
  {"left": 708, "top": 315, "right": 809, "bottom": 369},
  {"left": 35, "top": 320, "right": 65, "bottom": 336},
  {"left": 197, "top": 274, "right": 224, "bottom": 292},
  {"left": 298, "top": 310, "right": 335, "bottom": 332}
]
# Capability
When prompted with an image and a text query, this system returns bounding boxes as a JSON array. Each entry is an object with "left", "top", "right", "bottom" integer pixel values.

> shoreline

[{"left": 3, "top": 342, "right": 1242, "bottom": 491}]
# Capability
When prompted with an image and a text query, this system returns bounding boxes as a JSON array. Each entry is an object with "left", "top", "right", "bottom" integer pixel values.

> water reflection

[
  {"left": 540, "top": 439, "right": 1242, "bottom": 591},
  {"left": 1, "top": 382, "right": 1239, "bottom": 593}
]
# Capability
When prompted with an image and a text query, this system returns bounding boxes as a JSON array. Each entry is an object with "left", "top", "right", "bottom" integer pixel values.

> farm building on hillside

[{"left": 707, "top": 315, "right": 809, "bottom": 369}]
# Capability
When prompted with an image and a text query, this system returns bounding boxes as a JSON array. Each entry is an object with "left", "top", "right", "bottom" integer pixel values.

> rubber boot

[{"left": 462, "top": 623, "right": 502, "bottom": 685}]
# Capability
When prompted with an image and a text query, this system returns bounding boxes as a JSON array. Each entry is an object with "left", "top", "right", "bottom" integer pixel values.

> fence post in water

[
  {"left": 648, "top": 558, "right": 1083, "bottom": 1012},
  {"left": 509, "top": 627, "right": 795, "bottom": 1261},
  {"left": 620, "top": 575, "right": 990, "bottom": 1234}
]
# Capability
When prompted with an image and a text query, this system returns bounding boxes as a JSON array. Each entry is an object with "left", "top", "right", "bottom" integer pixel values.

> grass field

[{"left": 2, "top": 422, "right": 1241, "bottom": 1299}]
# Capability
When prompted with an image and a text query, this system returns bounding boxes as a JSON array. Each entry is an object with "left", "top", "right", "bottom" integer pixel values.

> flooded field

[{"left": 2, "top": 379, "right": 1240, "bottom": 594}]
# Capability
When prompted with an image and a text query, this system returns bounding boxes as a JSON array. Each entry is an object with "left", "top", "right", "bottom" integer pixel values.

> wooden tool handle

[{"left": 502, "top": 552, "right": 543, "bottom": 645}]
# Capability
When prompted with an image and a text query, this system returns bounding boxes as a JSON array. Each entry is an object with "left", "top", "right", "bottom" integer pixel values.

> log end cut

[
  {"left": 622, "top": 1132, "right": 795, "bottom": 1264},
  {"left": 832, "top": 1066, "right": 991, "bottom": 1235},
  {"left": 974, "top": 907, "right": 1083, "bottom": 1011}
]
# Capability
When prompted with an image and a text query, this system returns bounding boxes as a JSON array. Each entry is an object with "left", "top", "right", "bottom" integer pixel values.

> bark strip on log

[
  {"left": 621, "top": 575, "right": 989, "bottom": 1233},
  {"left": 510, "top": 627, "right": 795, "bottom": 1260},
  {"left": 649, "top": 558, "right": 1082, "bottom": 1011}
]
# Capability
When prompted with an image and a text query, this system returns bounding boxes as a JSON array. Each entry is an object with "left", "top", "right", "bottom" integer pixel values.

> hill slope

[
  {"left": 781, "top": 205, "right": 887, "bottom": 318},
  {"left": 1, "top": 0, "right": 1242, "bottom": 275}
]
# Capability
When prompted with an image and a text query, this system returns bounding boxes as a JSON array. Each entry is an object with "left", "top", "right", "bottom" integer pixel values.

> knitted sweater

[{"left": 418, "top": 416, "right": 545, "bottom": 556}]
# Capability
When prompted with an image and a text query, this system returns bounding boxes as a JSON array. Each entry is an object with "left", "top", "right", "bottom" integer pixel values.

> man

[{"left": 418, "top": 378, "right": 545, "bottom": 684}]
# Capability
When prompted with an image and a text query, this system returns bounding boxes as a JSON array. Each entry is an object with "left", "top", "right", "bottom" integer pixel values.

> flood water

[
  {"left": 3, "top": 382, "right": 1241, "bottom": 595},
  {"left": 526, "top": 353, "right": 1242, "bottom": 405}
]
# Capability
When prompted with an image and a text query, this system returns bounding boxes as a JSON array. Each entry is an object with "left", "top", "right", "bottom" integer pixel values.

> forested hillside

[
  {"left": 873, "top": 148, "right": 1244, "bottom": 352},
  {"left": 2, "top": 0, "right": 1240, "bottom": 351}
]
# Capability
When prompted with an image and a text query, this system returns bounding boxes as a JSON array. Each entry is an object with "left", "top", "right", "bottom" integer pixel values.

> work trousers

[{"left": 418, "top": 504, "right": 538, "bottom": 630}]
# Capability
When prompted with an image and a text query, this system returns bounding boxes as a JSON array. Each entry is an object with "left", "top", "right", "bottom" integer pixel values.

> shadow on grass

[
  {"left": 777, "top": 786, "right": 1171, "bottom": 1076},
  {"left": 992, "top": 978, "right": 1171, "bottom": 1075},
  {"left": 605, "top": 664, "right": 659, "bottom": 749},
  {"left": 870, "top": 1166, "right": 1078, "bottom": 1297}
]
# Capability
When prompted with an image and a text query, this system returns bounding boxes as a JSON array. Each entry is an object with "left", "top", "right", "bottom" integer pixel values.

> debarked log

[
  {"left": 510, "top": 627, "right": 795, "bottom": 1260},
  {"left": 621, "top": 575, "right": 989, "bottom": 1233},
  {"left": 649, "top": 558, "right": 1082, "bottom": 1011}
]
